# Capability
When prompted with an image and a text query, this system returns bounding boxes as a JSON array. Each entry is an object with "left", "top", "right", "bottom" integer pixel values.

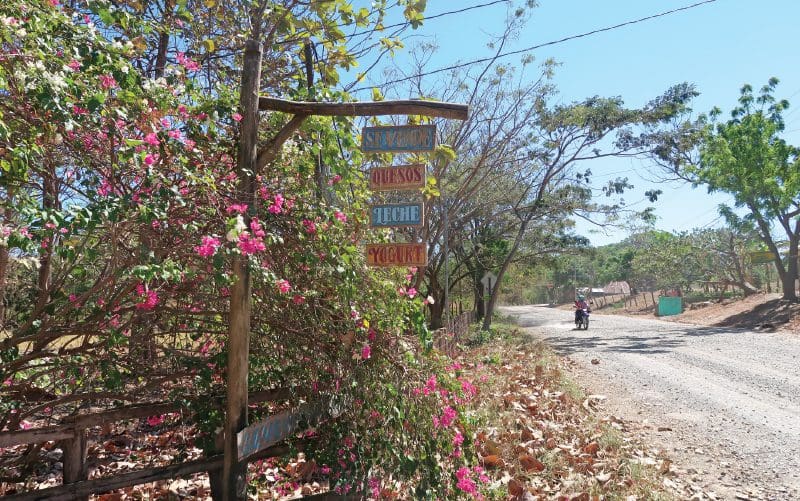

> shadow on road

[{"left": 510, "top": 311, "right": 752, "bottom": 355}]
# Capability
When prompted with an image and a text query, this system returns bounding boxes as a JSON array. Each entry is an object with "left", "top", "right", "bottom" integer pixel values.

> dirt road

[{"left": 500, "top": 305, "right": 800, "bottom": 500}]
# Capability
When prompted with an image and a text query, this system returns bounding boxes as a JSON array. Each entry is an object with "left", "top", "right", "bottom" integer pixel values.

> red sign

[
  {"left": 366, "top": 243, "right": 427, "bottom": 267},
  {"left": 369, "top": 164, "right": 426, "bottom": 191}
]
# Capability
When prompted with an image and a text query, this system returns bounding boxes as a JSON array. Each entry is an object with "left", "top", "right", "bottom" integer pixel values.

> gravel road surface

[{"left": 500, "top": 305, "right": 800, "bottom": 500}]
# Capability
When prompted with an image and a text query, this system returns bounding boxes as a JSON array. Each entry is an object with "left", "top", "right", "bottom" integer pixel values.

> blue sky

[{"left": 350, "top": 0, "right": 800, "bottom": 246}]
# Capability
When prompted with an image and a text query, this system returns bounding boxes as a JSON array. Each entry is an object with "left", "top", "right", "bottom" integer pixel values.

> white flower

[{"left": 226, "top": 215, "right": 246, "bottom": 242}]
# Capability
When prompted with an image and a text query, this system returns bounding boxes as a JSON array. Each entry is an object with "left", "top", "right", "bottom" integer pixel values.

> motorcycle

[{"left": 575, "top": 308, "right": 590, "bottom": 330}]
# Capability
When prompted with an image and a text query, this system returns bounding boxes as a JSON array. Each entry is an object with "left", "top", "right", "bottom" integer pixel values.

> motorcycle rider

[{"left": 574, "top": 294, "right": 590, "bottom": 322}]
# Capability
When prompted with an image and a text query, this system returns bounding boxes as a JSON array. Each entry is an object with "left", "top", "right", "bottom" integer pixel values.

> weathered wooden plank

[
  {"left": 365, "top": 243, "right": 427, "bottom": 267},
  {"left": 361, "top": 125, "right": 436, "bottom": 153},
  {"left": 259, "top": 97, "right": 468, "bottom": 121},
  {"left": 369, "top": 164, "right": 426, "bottom": 191},
  {"left": 224, "top": 37, "right": 262, "bottom": 501},
  {"left": 0, "top": 426, "right": 74, "bottom": 448},
  {"left": 0, "top": 388, "right": 292, "bottom": 449},
  {"left": 4, "top": 456, "right": 222, "bottom": 501},
  {"left": 369, "top": 203, "right": 424, "bottom": 228},
  {"left": 237, "top": 401, "right": 328, "bottom": 462}
]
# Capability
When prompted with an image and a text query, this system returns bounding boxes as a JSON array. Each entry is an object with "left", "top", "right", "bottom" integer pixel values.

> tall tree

[{"left": 671, "top": 79, "right": 800, "bottom": 300}]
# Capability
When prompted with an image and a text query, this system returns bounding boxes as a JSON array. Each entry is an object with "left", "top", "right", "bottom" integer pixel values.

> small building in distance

[{"left": 603, "top": 281, "right": 631, "bottom": 295}]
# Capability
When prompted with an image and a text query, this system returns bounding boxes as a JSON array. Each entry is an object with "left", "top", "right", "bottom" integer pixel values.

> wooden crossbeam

[{"left": 259, "top": 97, "right": 469, "bottom": 121}]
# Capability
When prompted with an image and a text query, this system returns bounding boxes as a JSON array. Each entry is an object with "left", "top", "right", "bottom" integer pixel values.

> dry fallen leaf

[
  {"left": 508, "top": 478, "right": 525, "bottom": 497},
  {"left": 519, "top": 454, "right": 545, "bottom": 472},
  {"left": 583, "top": 441, "right": 600, "bottom": 455},
  {"left": 482, "top": 454, "right": 505, "bottom": 468}
]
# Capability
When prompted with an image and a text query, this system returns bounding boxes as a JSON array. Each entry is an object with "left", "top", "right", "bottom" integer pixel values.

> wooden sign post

[{"left": 223, "top": 43, "right": 467, "bottom": 500}]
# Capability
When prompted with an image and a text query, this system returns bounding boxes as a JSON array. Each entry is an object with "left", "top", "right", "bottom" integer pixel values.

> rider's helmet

[{"left": 577, "top": 294, "right": 585, "bottom": 300}]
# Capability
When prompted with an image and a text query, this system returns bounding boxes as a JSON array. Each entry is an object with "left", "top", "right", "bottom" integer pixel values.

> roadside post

[{"left": 222, "top": 40, "right": 468, "bottom": 500}]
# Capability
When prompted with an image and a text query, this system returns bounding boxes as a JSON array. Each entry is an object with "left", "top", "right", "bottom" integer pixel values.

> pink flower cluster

[
  {"left": 398, "top": 286, "right": 418, "bottom": 298},
  {"left": 302, "top": 219, "right": 317, "bottom": 235},
  {"left": 276, "top": 279, "right": 291, "bottom": 294},
  {"left": 99, "top": 74, "right": 117, "bottom": 89},
  {"left": 455, "top": 466, "right": 489, "bottom": 498},
  {"left": 268, "top": 194, "right": 284, "bottom": 215},
  {"left": 176, "top": 51, "right": 200, "bottom": 71},
  {"left": 194, "top": 235, "right": 221, "bottom": 257},
  {"left": 134, "top": 283, "right": 159, "bottom": 310},
  {"left": 238, "top": 219, "right": 266, "bottom": 255}
]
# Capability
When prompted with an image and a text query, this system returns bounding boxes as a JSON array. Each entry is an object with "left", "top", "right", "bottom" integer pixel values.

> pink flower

[
  {"left": 72, "top": 105, "right": 89, "bottom": 116},
  {"left": 67, "top": 59, "right": 81, "bottom": 71},
  {"left": 455, "top": 467, "right": 477, "bottom": 495},
  {"left": 292, "top": 294, "right": 305, "bottom": 305},
  {"left": 144, "top": 153, "right": 156, "bottom": 166},
  {"left": 249, "top": 218, "right": 265, "bottom": 238},
  {"left": 453, "top": 430, "right": 464, "bottom": 446},
  {"left": 194, "top": 235, "right": 221, "bottom": 257},
  {"left": 440, "top": 406, "right": 457, "bottom": 428},
  {"left": 268, "top": 194, "right": 284, "bottom": 215},
  {"left": 334, "top": 210, "right": 347, "bottom": 223},
  {"left": 406, "top": 287, "right": 417, "bottom": 299},
  {"left": 226, "top": 203, "right": 248, "bottom": 214},
  {"left": 328, "top": 174, "right": 342, "bottom": 185},
  {"left": 146, "top": 415, "right": 165, "bottom": 426},
  {"left": 232, "top": 112, "right": 243, "bottom": 122},
  {"left": 361, "top": 344, "right": 371, "bottom": 360},
  {"left": 276, "top": 279, "right": 291, "bottom": 294},
  {"left": 99, "top": 74, "right": 117, "bottom": 89},
  {"left": 367, "top": 328, "right": 377, "bottom": 342},
  {"left": 460, "top": 379, "right": 478, "bottom": 399},
  {"left": 302, "top": 219, "right": 317, "bottom": 235},
  {"left": 144, "top": 132, "right": 159, "bottom": 146},
  {"left": 368, "top": 478, "right": 380, "bottom": 498},
  {"left": 238, "top": 233, "right": 265, "bottom": 255},
  {"left": 135, "top": 283, "right": 159, "bottom": 310},
  {"left": 176, "top": 51, "right": 200, "bottom": 71},
  {"left": 423, "top": 295, "right": 435, "bottom": 305}
]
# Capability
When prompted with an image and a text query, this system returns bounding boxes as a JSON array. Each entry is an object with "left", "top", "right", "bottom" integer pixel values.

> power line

[
  {"left": 277, "top": 0, "right": 511, "bottom": 47},
  {"left": 351, "top": 0, "right": 719, "bottom": 92}
]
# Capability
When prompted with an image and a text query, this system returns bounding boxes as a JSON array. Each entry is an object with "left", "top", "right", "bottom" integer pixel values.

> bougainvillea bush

[{"left": 0, "top": 0, "right": 485, "bottom": 497}]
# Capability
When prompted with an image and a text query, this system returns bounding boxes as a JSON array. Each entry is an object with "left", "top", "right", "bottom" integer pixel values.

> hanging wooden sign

[
  {"left": 366, "top": 243, "right": 428, "bottom": 267},
  {"left": 362, "top": 125, "right": 436, "bottom": 153},
  {"left": 370, "top": 203, "right": 424, "bottom": 228},
  {"left": 369, "top": 164, "right": 426, "bottom": 191}
]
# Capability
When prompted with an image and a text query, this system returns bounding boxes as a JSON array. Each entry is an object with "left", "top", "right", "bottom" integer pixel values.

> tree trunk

[
  {"left": 0, "top": 244, "right": 8, "bottom": 328},
  {"left": 474, "top": 281, "right": 485, "bottom": 321},
  {"left": 154, "top": 0, "right": 172, "bottom": 78},
  {"left": 781, "top": 237, "right": 799, "bottom": 301},
  {"left": 482, "top": 220, "right": 528, "bottom": 331}
]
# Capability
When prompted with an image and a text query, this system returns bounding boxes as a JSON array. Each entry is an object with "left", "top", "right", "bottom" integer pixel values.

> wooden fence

[
  {"left": 0, "top": 388, "right": 339, "bottom": 500},
  {"left": 432, "top": 310, "right": 476, "bottom": 357}
]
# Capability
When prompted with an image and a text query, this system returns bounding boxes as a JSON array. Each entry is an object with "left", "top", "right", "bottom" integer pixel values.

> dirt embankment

[{"left": 591, "top": 292, "right": 800, "bottom": 333}]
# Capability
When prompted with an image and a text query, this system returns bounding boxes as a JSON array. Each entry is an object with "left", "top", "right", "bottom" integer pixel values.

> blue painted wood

[
  {"left": 370, "top": 203, "right": 424, "bottom": 227},
  {"left": 361, "top": 125, "right": 436, "bottom": 153}
]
